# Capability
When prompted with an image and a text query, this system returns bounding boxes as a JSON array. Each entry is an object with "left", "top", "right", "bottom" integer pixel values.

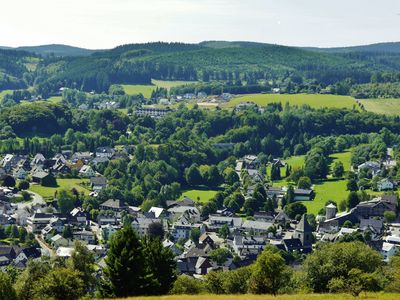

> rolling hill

[{"left": 0, "top": 44, "right": 99, "bottom": 57}]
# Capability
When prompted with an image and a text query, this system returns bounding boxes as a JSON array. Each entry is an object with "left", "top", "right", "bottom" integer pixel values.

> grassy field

[
  {"left": 122, "top": 80, "right": 196, "bottom": 98},
  {"left": 46, "top": 96, "right": 63, "bottom": 103},
  {"left": 359, "top": 98, "right": 400, "bottom": 115},
  {"left": 180, "top": 189, "right": 219, "bottom": 203},
  {"left": 223, "top": 93, "right": 358, "bottom": 110},
  {"left": 152, "top": 79, "right": 196, "bottom": 90},
  {"left": 30, "top": 178, "right": 90, "bottom": 199},
  {"left": 121, "top": 293, "right": 400, "bottom": 300},
  {"left": 269, "top": 151, "right": 353, "bottom": 214}
]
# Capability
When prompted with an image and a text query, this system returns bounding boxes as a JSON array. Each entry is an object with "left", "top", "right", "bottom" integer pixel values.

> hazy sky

[{"left": 1, "top": 0, "right": 400, "bottom": 49}]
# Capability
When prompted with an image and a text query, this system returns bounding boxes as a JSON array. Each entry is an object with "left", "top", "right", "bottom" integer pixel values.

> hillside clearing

[
  {"left": 223, "top": 93, "right": 358, "bottom": 110},
  {"left": 359, "top": 98, "right": 400, "bottom": 115},
  {"left": 122, "top": 80, "right": 197, "bottom": 98}
]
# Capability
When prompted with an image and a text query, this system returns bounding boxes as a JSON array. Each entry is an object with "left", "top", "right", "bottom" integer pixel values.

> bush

[
  {"left": 170, "top": 275, "right": 205, "bottom": 294},
  {"left": 21, "top": 191, "right": 31, "bottom": 201},
  {"left": 18, "top": 180, "right": 30, "bottom": 190}
]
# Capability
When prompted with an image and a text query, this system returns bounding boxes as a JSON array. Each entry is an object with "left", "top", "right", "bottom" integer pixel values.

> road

[{"left": 17, "top": 191, "right": 45, "bottom": 210}]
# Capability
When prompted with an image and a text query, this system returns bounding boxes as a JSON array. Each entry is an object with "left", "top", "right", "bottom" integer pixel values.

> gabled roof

[
  {"left": 31, "top": 171, "right": 49, "bottom": 179},
  {"left": 100, "top": 199, "right": 126, "bottom": 209},
  {"left": 296, "top": 214, "right": 312, "bottom": 233}
]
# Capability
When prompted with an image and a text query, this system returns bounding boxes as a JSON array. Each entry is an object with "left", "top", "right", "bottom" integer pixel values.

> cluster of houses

[
  {"left": 356, "top": 148, "right": 398, "bottom": 192},
  {"left": 0, "top": 146, "right": 137, "bottom": 194},
  {"left": 1, "top": 150, "right": 400, "bottom": 277}
]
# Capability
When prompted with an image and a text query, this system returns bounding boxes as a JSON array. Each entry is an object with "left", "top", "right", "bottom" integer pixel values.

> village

[{"left": 0, "top": 145, "right": 399, "bottom": 277}]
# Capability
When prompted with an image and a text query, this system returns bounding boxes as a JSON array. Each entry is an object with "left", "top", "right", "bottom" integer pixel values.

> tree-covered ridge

[
  {"left": 0, "top": 49, "right": 38, "bottom": 90},
  {"left": 3, "top": 41, "right": 400, "bottom": 98}
]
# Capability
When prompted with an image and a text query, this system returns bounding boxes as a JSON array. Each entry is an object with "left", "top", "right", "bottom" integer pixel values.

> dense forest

[{"left": 2, "top": 41, "right": 400, "bottom": 98}]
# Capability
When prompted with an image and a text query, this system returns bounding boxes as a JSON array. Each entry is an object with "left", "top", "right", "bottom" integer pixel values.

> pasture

[
  {"left": 223, "top": 93, "right": 358, "bottom": 110},
  {"left": 122, "top": 80, "right": 196, "bottom": 98},
  {"left": 359, "top": 98, "right": 400, "bottom": 115},
  {"left": 30, "top": 178, "right": 90, "bottom": 199}
]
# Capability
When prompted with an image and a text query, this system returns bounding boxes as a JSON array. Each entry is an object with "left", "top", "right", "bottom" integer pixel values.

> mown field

[
  {"left": 269, "top": 151, "right": 354, "bottom": 215},
  {"left": 223, "top": 93, "right": 358, "bottom": 110},
  {"left": 120, "top": 293, "right": 400, "bottom": 300},
  {"left": 180, "top": 188, "right": 219, "bottom": 203},
  {"left": 359, "top": 98, "right": 400, "bottom": 115},
  {"left": 30, "top": 178, "right": 90, "bottom": 199},
  {"left": 122, "top": 80, "right": 196, "bottom": 98}
]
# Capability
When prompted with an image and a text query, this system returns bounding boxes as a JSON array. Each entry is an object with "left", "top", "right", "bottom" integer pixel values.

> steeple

[{"left": 294, "top": 214, "right": 313, "bottom": 247}]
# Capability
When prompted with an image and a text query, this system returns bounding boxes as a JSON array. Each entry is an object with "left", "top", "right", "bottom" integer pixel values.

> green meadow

[
  {"left": 359, "top": 98, "right": 400, "bottom": 115},
  {"left": 180, "top": 188, "right": 219, "bottom": 203},
  {"left": 122, "top": 79, "right": 197, "bottom": 98},
  {"left": 30, "top": 178, "right": 90, "bottom": 199},
  {"left": 224, "top": 93, "right": 358, "bottom": 110},
  {"left": 269, "top": 150, "right": 354, "bottom": 215}
]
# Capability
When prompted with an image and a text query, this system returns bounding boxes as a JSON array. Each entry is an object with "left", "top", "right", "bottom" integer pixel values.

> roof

[
  {"left": 382, "top": 242, "right": 397, "bottom": 252},
  {"left": 283, "top": 238, "right": 303, "bottom": 249},
  {"left": 275, "top": 211, "right": 290, "bottom": 221},
  {"left": 56, "top": 247, "right": 74, "bottom": 257},
  {"left": 100, "top": 199, "right": 126, "bottom": 209},
  {"left": 294, "top": 189, "right": 313, "bottom": 195},
  {"left": 242, "top": 220, "right": 273, "bottom": 231},
  {"left": 296, "top": 214, "right": 312, "bottom": 233},
  {"left": 32, "top": 171, "right": 49, "bottom": 179},
  {"left": 149, "top": 207, "right": 164, "bottom": 218}
]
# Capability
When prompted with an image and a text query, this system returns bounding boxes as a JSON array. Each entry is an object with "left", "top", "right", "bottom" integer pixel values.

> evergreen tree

[
  {"left": 103, "top": 226, "right": 146, "bottom": 297},
  {"left": 142, "top": 237, "right": 177, "bottom": 295}
]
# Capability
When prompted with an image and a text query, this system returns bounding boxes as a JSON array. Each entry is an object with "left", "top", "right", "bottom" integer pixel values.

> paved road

[
  {"left": 17, "top": 191, "right": 45, "bottom": 210},
  {"left": 35, "top": 234, "right": 55, "bottom": 257}
]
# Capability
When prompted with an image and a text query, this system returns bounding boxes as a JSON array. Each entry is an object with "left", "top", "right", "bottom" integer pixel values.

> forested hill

[
  {"left": 304, "top": 42, "right": 400, "bottom": 54},
  {"left": 2, "top": 41, "right": 400, "bottom": 96},
  {"left": 0, "top": 49, "right": 38, "bottom": 90},
  {"left": 0, "top": 44, "right": 98, "bottom": 57}
]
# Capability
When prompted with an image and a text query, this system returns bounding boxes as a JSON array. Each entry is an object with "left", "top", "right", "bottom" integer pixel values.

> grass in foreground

[
  {"left": 223, "top": 93, "right": 358, "bottom": 110},
  {"left": 180, "top": 189, "right": 219, "bottom": 203},
  {"left": 359, "top": 98, "right": 400, "bottom": 115},
  {"left": 29, "top": 178, "right": 90, "bottom": 198},
  {"left": 120, "top": 293, "right": 400, "bottom": 300}
]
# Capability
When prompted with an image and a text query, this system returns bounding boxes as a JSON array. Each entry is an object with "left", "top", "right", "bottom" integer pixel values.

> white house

[
  {"left": 377, "top": 178, "right": 394, "bottom": 191},
  {"left": 381, "top": 242, "right": 399, "bottom": 262},
  {"left": 79, "top": 165, "right": 96, "bottom": 178}
]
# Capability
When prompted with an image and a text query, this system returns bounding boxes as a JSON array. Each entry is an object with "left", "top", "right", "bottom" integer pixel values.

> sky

[{"left": 1, "top": 0, "right": 400, "bottom": 49}]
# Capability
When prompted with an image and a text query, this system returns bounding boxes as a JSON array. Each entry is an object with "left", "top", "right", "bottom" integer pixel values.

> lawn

[
  {"left": 180, "top": 189, "right": 219, "bottom": 203},
  {"left": 223, "top": 93, "right": 358, "bottom": 110},
  {"left": 30, "top": 178, "right": 90, "bottom": 199},
  {"left": 121, "top": 293, "right": 400, "bottom": 300},
  {"left": 359, "top": 98, "right": 400, "bottom": 115},
  {"left": 269, "top": 151, "right": 353, "bottom": 215}
]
